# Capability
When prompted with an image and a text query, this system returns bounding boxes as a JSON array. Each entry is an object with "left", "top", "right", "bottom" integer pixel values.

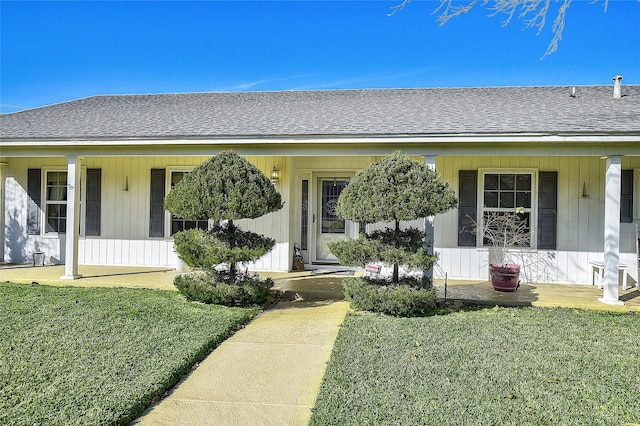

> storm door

[{"left": 314, "top": 178, "right": 353, "bottom": 262}]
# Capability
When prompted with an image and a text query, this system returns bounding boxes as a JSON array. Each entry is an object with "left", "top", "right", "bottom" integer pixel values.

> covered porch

[{"left": 2, "top": 264, "right": 639, "bottom": 312}]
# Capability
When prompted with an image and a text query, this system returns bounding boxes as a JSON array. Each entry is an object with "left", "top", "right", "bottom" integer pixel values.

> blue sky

[{"left": 1, "top": 0, "right": 638, "bottom": 113}]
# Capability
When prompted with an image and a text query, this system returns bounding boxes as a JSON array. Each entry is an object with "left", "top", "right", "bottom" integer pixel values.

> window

[
  {"left": 150, "top": 169, "right": 209, "bottom": 237},
  {"left": 27, "top": 168, "right": 101, "bottom": 236},
  {"left": 45, "top": 171, "right": 68, "bottom": 233},
  {"left": 458, "top": 170, "right": 557, "bottom": 250},
  {"left": 169, "top": 171, "right": 208, "bottom": 235},
  {"left": 482, "top": 173, "right": 532, "bottom": 247},
  {"left": 300, "top": 179, "right": 309, "bottom": 250}
]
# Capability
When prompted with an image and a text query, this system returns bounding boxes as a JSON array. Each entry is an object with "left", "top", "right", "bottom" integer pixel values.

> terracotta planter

[{"left": 489, "top": 264, "right": 520, "bottom": 292}]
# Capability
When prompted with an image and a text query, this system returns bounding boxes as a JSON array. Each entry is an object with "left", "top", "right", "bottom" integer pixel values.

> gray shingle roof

[{"left": 1, "top": 86, "right": 639, "bottom": 140}]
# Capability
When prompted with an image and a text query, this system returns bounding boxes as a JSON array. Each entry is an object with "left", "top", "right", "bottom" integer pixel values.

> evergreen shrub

[
  {"left": 327, "top": 152, "right": 457, "bottom": 316},
  {"left": 165, "top": 151, "right": 283, "bottom": 307},
  {"left": 343, "top": 277, "right": 436, "bottom": 317},
  {"left": 174, "top": 272, "right": 274, "bottom": 307}
]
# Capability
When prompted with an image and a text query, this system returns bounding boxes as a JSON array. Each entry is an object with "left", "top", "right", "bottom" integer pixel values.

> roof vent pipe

[{"left": 613, "top": 75, "right": 623, "bottom": 98}]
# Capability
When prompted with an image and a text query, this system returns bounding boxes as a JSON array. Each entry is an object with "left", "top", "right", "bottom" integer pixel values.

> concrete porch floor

[
  {"left": 436, "top": 278, "right": 640, "bottom": 312},
  {"left": 1, "top": 264, "right": 639, "bottom": 312}
]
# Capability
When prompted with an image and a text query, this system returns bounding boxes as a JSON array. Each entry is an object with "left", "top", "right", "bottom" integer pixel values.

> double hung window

[
  {"left": 45, "top": 171, "right": 68, "bottom": 233},
  {"left": 27, "top": 168, "right": 101, "bottom": 236},
  {"left": 169, "top": 171, "right": 208, "bottom": 235},
  {"left": 482, "top": 173, "right": 532, "bottom": 247},
  {"left": 458, "top": 169, "right": 555, "bottom": 249}
]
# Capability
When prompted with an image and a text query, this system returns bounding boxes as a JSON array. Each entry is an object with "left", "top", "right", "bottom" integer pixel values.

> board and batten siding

[
  {"left": 287, "top": 155, "right": 381, "bottom": 263},
  {"left": 3, "top": 156, "right": 292, "bottom": 271},
  {"left": 4, "top": 154, "right": 638, "bottom": 281},
  {"left": 434, "top": 155, "right": 640, "bottom": 285}
]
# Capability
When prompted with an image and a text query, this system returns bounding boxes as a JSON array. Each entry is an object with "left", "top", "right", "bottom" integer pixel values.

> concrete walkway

[{"left": 136, "top": 300, "right": 349, "bottom": 426}]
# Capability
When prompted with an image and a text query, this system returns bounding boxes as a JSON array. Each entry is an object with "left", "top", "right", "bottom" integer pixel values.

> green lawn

[
  {"left": 311, "top": 307, "right": 640, "bottom": 426},
  {"left": 0, "top": 282, "right": 257, "bottom": 426}
]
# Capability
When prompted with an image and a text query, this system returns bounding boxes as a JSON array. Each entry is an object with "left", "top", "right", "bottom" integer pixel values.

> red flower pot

[{"left": 489, "top": 264, "right": 520, "bottom": 292}]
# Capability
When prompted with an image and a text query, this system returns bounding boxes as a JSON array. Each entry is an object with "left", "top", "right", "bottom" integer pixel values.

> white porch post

[
  {"left": 0, "top": 162, "right": 6, "bottom": 262},
  {"left": 61, "top": 155, "right": 82, "bottom": 280},
  {"left": 599, "top": 155, "right": 623, "bottom": 305},
  {"left": 424, "top": 155, "right": 436, "bottom": 283}
]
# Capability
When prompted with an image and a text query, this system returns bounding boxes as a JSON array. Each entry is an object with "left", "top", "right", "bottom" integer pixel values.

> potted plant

[{"left": 473, "top": 208, "right": 531, "bottom": 292}]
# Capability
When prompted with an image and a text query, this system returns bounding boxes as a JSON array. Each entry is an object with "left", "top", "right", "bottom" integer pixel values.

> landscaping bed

[
  {"left": 310, "top": 307, "right": 640, "bottom": 425},
  {"left": 0, "top": 282, "right": 257, "bottom": 425}
]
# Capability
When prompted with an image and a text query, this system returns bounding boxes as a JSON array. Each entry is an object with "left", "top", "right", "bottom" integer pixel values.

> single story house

[{"left": 1, "top": 78, "right": 639, "bottom": 304}]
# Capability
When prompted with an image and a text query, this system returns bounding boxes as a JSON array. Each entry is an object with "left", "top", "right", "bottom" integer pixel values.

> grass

[
  {"left": 310, "top": 306, "right": 640, "bottom": 425},
  {"left": 0, "top": 282, "right": 257, "bottom": 426}
]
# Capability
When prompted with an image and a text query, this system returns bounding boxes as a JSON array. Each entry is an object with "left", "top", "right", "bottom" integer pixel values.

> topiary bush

[
  {"left": 330, "top": 151, "right": 457, "bottom": 283},
  {"left": 174, "top": 272, "right": 274, "bottom": 307},
  {"left": 172, "top": 226, "right": 275, "bottom": 271},
  {"left": 164, "top": 151, "right": 283, "bottom": 307},
  {"left": 328, "top": 152, "right": 457, "bottom": 316},
  {"left": 343, "top": 277, "right": 436, "bottom": 317}
]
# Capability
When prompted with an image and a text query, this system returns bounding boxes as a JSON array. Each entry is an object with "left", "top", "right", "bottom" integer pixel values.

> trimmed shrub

[
  {"left": 343, "top": 277, "right": 436, "bottom": 317},
  {"left": 174, "top": 272, "right": 274, "bottom": 307},
  {"left": 172, "top": 227, "right": 275, "bottom": 271},
  {"left": 328, "top": 152, "right": 457, "bottom": 283},
  {"left": 164, "top": 152, "right": 283, "bottom": 306}
]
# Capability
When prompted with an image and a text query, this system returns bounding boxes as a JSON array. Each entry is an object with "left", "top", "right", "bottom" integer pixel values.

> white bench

[{"left": 589, "top": 261, "right": 629, "bottom": 290}]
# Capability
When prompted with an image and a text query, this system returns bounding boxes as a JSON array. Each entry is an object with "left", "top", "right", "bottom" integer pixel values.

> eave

[{"left": 1, "top": 133, "right": 639, "bottom": 157}]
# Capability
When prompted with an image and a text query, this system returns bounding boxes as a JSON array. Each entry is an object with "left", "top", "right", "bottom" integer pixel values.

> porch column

[
  {"left": 423, "top": 155, "right": 436, "bottom": 283},
  {"left": 599, "top": 155, "right": 623, "bottom": 305},
  {"left": 61, "top": 155, "right": 82, "bottom": 280},
  {"left": 0, "top": 162, "right": 5, "bottom": 262}
]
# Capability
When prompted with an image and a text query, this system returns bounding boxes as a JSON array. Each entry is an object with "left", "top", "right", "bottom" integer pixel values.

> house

[{"left": 1, "top": 79, "right": 639, "bottom": 304}]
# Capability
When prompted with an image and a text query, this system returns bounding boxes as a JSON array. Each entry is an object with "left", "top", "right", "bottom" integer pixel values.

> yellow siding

[
  {"left": 435, "top": 155, "right": 640, "bottom": 284},
  {"left": 4, "top": 153, "right": 639, "bottom": 280}
]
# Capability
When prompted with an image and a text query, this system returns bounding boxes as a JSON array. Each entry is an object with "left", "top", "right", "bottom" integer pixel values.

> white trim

[
  {"left": 2, "top": 135, "right": 640, "bottom": 147},
  {"left": 0, "top": 163, "right": 5, "bottom": 262},
  {"left": 2, "top": 135, "right": 640, "bottom": 158},
  {"left": 601, "top": 156, "right": 623, "bottom": 303},
  {"left": 61, "top": 155, "right": 82, "bottom": 279}
]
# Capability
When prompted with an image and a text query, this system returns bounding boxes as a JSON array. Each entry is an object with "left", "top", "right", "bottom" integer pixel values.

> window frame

[
  {"left": 477, "top": 168, "right": 539, "bottom": 250},
  {"left": 40, "top": 168, "right": 69, "bottom": 236},
  {"left": 165, "top": 167, "right": 209, "bottom": 237}
]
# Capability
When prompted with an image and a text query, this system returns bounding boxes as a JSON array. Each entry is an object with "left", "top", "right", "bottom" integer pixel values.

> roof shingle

[{"left": 1, "top": 86, "right": 639, "bottom": 140}]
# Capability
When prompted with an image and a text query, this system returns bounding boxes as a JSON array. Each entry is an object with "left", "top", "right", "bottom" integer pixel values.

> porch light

[{"left": 270, "top": 165, "right": 279, "bottom": 184}]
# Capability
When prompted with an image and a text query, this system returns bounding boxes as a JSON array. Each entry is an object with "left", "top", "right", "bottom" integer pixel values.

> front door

[{"left": 315, "top": 178, "right": 352, "bottom": 263}]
